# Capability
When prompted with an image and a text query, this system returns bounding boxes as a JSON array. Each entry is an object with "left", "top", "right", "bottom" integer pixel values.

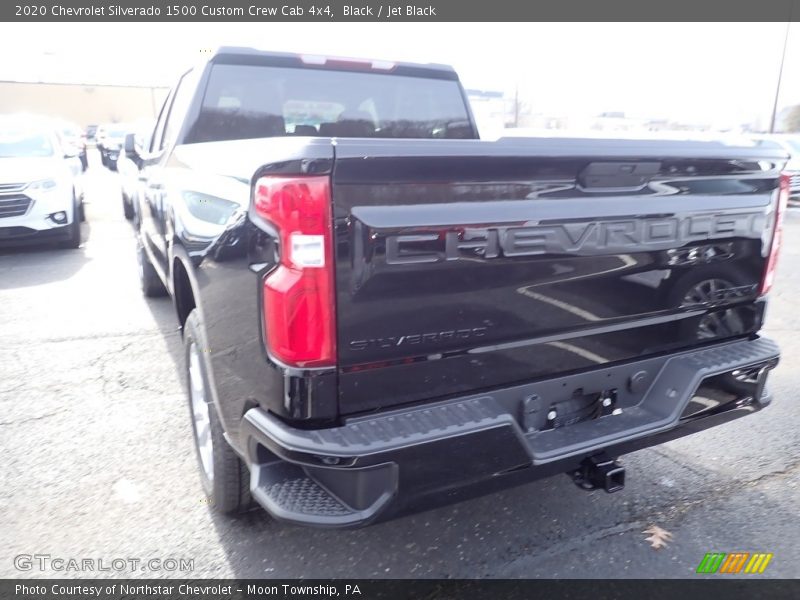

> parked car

[
  {"left": 94, "top": 124, "right": 106, "bottom": 147},
  {"left": 751, "top": 134, "right": 800, "bottom": 199},
  {"left": 55, "top": 119, "right": 88, "bottom": 171},
  {"left": 127, "top": 47, "right": 786, "bottom": 527},
  {"left": 0, "top": 116, "right": 85, "bottom": 248},
  {"left": 46, "top": 119, "right": 86, "bottom": 201},
  {"left": 85, "top": 124, "right": 98, "bottom": 144},
  {"left": 117, "top": 119, "right": 153, "bottom": 220},
  {"left": 97, "top": 124, "right": 128, "bottom": 170}
]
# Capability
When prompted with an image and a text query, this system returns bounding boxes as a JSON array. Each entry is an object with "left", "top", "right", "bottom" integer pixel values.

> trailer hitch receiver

[{"left": 571, "top": 453, "right": 625, "bottom": 493}]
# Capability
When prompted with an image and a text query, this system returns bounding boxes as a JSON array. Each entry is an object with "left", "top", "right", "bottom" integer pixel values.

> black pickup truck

[{"left": 127, "top": 47, "right": 788, "bottom": 527}]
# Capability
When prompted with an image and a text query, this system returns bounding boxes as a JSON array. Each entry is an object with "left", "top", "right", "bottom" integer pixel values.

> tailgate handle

[{"left": 579, "top": 161, "right": 661, "bottom": 191}]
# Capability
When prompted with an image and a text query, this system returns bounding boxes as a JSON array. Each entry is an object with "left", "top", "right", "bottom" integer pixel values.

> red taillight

[
  {"left": 759, "top": 173, "right": 790, "bottom": 296},
  {"left": 255, "top": 175, "right": 336, "bottom": 367}
]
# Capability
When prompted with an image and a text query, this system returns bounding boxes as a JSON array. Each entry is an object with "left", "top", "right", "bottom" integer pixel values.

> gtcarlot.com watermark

[{"left": 14, "top": 554, "right": 194, "bottom": 573}]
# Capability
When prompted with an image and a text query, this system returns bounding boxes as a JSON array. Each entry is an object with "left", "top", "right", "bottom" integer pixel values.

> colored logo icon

[{"left": 696, "top": 552, "right": 773, "bottom": 574}]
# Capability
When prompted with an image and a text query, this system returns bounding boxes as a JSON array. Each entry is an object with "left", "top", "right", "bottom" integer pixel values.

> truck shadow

[
  {"left": 202, "top": 458, "right": 698, "bottom": 579},
  {"left": 141, "top": 284, "right": 728, "bottom": 579}
]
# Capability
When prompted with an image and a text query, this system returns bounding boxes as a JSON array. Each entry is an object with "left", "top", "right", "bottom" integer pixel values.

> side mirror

[{"left": 124, "top": 133, "right": 137, "bottom": 157}]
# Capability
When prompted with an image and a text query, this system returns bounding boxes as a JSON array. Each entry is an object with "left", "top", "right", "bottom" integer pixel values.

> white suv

[{"left": 0, "top": 118, "right": 85, "bottom": 248}]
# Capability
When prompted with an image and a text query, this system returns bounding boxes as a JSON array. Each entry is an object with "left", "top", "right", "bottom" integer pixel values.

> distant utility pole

[
  {"left": 769, "top": 22, "right": 791, "bottom": 133},
  {"left": 513, "top": 85, "right": 520, "bottom": 128}
]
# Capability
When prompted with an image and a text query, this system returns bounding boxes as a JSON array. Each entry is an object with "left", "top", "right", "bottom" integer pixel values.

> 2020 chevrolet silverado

[{"left": 129, "top": 47, "right": 788, "bottom": 527}]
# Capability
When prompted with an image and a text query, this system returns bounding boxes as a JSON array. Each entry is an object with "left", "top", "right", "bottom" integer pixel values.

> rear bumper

[{"left": 240, "top": 336, "right": 779, "bottom": 527}]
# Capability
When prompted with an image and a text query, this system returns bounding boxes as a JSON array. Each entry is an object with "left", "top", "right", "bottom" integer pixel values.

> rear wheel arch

[
  {"left": 173, "top": 257, "right": 197, "bottom": 330},
  {"left": 183, "top": 309, "right": 252, "bottom": 514}
]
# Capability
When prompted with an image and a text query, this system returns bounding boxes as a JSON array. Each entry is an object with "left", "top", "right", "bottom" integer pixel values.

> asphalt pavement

[{"left": 1, "top": 153, "right": 799, "bottom": 579}]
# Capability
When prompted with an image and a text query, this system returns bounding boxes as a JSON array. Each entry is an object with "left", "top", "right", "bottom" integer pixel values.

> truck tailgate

[{"left": 331, "top": 138, "right": 785, "bottom": 415}]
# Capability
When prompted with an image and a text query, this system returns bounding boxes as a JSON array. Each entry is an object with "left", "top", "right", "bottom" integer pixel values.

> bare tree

[
  {"left": 784, "top": 105, "right": 800, "bottom": 133},
  {"left": 509, "top": 84, "right": 530, "bottom": 128}
]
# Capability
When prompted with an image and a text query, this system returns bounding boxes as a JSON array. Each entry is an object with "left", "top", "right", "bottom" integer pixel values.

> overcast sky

[{"left": 1, "top": 22, "right": 798, "bottom": 128}]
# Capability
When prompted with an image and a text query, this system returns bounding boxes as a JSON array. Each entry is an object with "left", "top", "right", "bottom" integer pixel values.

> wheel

[
  {"left": 132, "top": 199, "right": 142, "bottom": 230},
  {"left": 184, "top": 309, "right": 252, "bottom": 514},
  {"left": 59, "top": 195, "right": 81, "bottom": 249},
  {"left": 666, "top": 265, "right": 749, "bottom": 340},
  {"left": 136, "top": 240, "right": 168, "bottom": 297},
  {"left": 122, "top": 193, "right": 134, "bottom": 220}
]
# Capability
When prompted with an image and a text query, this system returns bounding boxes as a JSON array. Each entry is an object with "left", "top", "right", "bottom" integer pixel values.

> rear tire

[
  {"left": 137, "top": 240, "right": 167, "bottom": 297},
  {"left": 59, "top": 195, "right": 81, "bottom": 249},
  {"left": 122, "top": 193, "right": 134, "bottom": 220},
  {"left": 132, "top": 200, "right": 141, "bottom": 230},
  {"left": 183, "top": 309, "right": 252, "bottom": 514}
]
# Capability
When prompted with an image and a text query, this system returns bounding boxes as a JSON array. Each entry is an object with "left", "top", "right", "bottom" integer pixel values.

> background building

[{"left": 0, "top": 80, "right": 168, "bottom": 127}]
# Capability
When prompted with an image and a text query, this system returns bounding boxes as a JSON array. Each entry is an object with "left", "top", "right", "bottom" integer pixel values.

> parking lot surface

[{"left": 2, "top": 154, "right": 799, "bottom": 578}]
